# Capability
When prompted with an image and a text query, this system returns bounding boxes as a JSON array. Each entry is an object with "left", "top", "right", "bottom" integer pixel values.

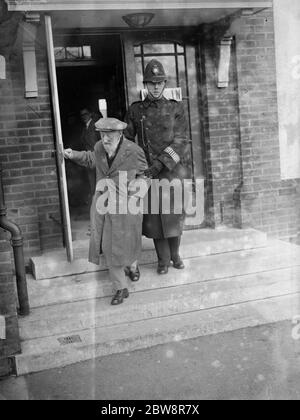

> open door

[
  {"left": 45, "top": 15, "right": 73, "bottom": 262},
  {"left": 53, "top": 32, "right": 126, "bottom": 240}
]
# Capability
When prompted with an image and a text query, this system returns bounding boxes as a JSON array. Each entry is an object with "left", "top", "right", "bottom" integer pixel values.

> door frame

[
  {"left": 47, "top": 25, "right": 129, "bottom": 254},
  {"left": 45, "top": 15, "right": 74, "bottom": 262}
]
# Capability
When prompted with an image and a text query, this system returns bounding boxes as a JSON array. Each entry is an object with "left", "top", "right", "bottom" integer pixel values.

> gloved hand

[{"left": 144, "top": 160, "right": 164, "bottom": 178}]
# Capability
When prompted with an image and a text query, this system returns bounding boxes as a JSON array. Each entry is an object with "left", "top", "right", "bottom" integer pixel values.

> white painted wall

[
  {"left": 0, "top": 55, "right": 5, "bottom": 79},
  {"left": 0, "top": 316, "right": 6, "bottom": 340},
  {"left": 274, "top": 0, "right": 300, "bottom": 179}
]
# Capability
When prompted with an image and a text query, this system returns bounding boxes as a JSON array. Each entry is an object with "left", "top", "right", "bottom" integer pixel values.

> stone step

[
  {"left": 20, "top": 264, "right": 300, "bottom": 341},
  {"left": 71, "top": 212, "right": 203, "bottom": 241},
  {"left": 30, "top": 228, "right": 267, "bottom": 280},
  {"left": 26, "top": 240, "right": 300, "bottom": 309},
  {"left": 15, "top": 293, "right": 300, "bottom": 376}
]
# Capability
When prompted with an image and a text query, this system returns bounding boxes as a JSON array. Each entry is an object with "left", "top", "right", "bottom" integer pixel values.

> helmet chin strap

[{"left": 147, "top": 91, "right": 164, "bottom": 101}]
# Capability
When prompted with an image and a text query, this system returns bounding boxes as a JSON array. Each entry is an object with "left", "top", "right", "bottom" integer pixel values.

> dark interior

[{"left": 56, "top": 34, "right": 126, "bottom": 230}]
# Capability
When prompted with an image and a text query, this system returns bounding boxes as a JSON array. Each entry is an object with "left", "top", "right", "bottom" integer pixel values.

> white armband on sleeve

[{"left": 164, "top": 146, "right": 180, "bottom": 164}]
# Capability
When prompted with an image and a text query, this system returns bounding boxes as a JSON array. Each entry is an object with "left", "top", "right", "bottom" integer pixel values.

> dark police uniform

[{"left": 124, "top": 59, "right": 191, "bottom": 272}]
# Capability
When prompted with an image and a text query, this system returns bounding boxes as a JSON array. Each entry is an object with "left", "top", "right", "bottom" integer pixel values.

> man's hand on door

[{"left": 64, "top": 148, "right": 73, "bottom": 160}]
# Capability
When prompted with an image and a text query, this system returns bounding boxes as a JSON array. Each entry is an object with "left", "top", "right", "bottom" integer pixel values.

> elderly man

[{"left": 64, "top": 118, "right": 148, "bottom": 305}]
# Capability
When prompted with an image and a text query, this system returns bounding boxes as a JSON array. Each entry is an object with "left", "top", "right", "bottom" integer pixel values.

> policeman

[{"left": 125, "top": 59, "right": 191, "bottom": 275}]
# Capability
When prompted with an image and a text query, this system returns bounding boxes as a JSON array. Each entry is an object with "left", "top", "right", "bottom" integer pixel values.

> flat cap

[{"left": 95, "top": 117, "right": 127, "bottom": 132}]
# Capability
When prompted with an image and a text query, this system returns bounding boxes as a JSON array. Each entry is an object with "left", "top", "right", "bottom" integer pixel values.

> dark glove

[{"left": 144, "top": 160, "right": 164, "bottom": 178}]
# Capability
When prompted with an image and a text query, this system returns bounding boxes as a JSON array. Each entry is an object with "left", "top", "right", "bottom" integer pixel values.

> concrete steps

[
  {"left": 27, "top": 240, "right": 300, "bottom": 308},
  {"left": 21, "top": 264, "right": 300, "bottom": 341},
  {"left": 16, "top": 294, "right": 300, "bottom": 376},
  {"left": 30, "top": 228, "right": 267, "bottom": 280},
  {"left": 15, "top": 235, "right": 300, "bottom": 376},
  {"left": 70, "top": 212, "right": 204, "bottom": 242}
]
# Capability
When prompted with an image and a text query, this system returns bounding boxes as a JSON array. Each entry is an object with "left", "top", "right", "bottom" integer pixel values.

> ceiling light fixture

[{"left": 122, "top": 13, "right": 155, "bottom": 28}]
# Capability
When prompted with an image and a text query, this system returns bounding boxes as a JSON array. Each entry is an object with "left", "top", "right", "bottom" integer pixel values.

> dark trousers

[
  {"left": 87, "top": 168, "right": 96, "bottom": 207},
  {"left": 87, "top": 168, "right": 96, "bottom": 196},
  {"left": 154, "top": 237, "right": 181, "bottom": 267}
]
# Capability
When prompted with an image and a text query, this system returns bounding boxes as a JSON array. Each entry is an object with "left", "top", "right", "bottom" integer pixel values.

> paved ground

[{"left": 1, "top": 320, "right": 300, "bottom": 400}]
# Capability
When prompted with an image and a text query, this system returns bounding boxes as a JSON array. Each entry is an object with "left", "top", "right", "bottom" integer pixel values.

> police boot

[
  {"left": 169, "top": 237, "right": 185, "bottom": 270},
  {"left": 173, "top": 259, "right": 185, "bottom": 270},
  {"left": 154, "top": 239, "right": 171, "bottom": 275},
  {"left": 157, "top": 265, "right": 169, "bottom": 275}
]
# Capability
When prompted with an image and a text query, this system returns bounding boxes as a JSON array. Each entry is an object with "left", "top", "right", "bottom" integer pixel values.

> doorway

[{"left": 55, "top": 34, "right": 126, "bottom": 240}]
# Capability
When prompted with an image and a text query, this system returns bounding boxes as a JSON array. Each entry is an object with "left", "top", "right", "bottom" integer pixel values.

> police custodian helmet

[{"left": 143, "top": 59, "right": 168, "bottom": 83}]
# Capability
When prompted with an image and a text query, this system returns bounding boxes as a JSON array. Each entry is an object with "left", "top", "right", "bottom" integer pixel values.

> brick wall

[
  {"left": 0, "top": 21, "right": 63, "bottom": 261},
  {"left": 236, "top": 9, "right": 300, "bottom": 239},
  {"left": 201, "top": 8, "right": 300, "bottom": 239},
  {"left": 200, "top": 33, "right": 242, "bottom": 227},
  {"left": 0, "top": 18, "right": 62, "bottom": 375}
]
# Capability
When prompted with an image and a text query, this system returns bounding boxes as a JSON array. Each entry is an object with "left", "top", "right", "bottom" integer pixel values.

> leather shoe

[
  {"left": 173, "top": 259, "right": 185, "bottom": 270},
  {"left": 157, "top": 265, "right": 169, "bottom": 275},
  {"left": 111, "top": 289, "right": 129, "bottom": 306},
  {"left": 125, "top": 266, "right": 140, "bottom": 282}
]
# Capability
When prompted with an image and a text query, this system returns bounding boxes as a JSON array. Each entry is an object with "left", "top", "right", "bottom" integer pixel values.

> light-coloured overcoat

[{"left": 72, "top": 138, "right": 148, "bottom": 266}]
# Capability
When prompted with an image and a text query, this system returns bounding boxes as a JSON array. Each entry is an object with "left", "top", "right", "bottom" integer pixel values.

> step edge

[
  {"left": 18, "top": 290, "right": 300, "bottom": 354},
  {"left": 22, "top": 264, "right": 300, "bottom": 322},
  {"left": 20, "top": 285, "right": 300, "bottom": 341},
  {"left": 26, "top": 259, "right": 300, "bottom": 309},
  {"left": 30, "top": 242, "right": 270, "bottom": 281},
  {"left": 30, "top": 228, "right": 268, "bottom": 263},
  {"left": 14, "top": 292, "right": 298, "bottom": 375},
  {"left": 26, "top": 242, "right": 300, "bottom": 285}
]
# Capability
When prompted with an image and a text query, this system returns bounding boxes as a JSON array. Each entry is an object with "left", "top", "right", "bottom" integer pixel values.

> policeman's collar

[{"left": 143, "top": 94, "right": 167, "bottom": 108}]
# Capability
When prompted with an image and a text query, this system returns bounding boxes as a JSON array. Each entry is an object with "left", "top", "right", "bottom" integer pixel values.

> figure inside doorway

[
  {"left": 125, "top": 59, "right": 192, "bottom": 275},
  {"left": 63, "top": 111, "right": 87, "bottom": 209},
  {"left": 79, "top": 107, "right": 102, "bottom": 205}
]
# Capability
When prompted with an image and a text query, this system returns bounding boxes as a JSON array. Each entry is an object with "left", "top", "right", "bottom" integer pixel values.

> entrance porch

[{"left": 4, "top": 0, "right": 279, "bottom": 263}]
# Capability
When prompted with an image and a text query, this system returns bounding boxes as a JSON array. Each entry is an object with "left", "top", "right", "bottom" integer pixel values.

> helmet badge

[{"left": 152, "top": 65, "right": 159, "bottom": 75}]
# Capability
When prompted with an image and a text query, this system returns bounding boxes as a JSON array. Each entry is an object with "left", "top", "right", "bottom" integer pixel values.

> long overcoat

[
  {"left": 125, "top": 96, "right": 192, "bottom": 239},
  {"left": 71, "top": 138, "right": 148, "bottom": 266}
]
